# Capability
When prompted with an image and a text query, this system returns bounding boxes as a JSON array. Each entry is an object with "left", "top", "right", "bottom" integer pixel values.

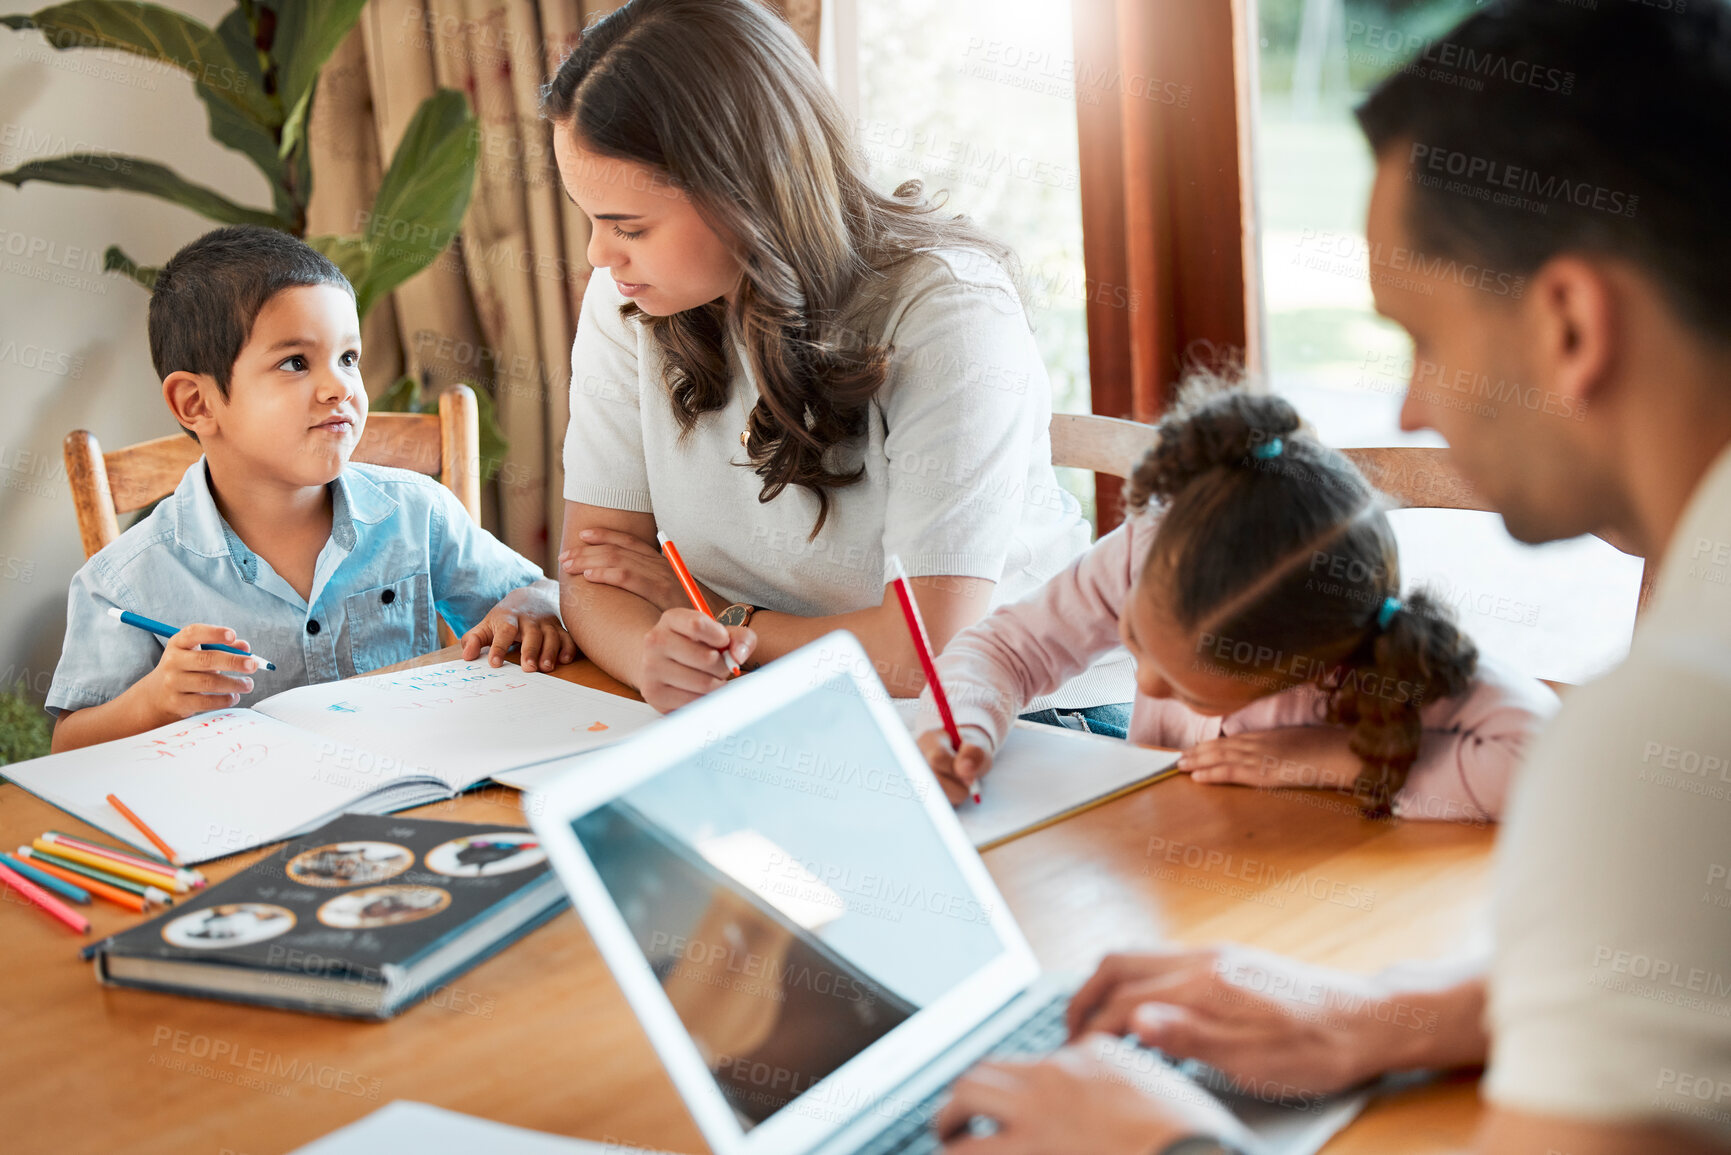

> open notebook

[
  {"left": 4, "top": 659, "right": 660, "bottom": 865},
  {"left": 501, "top": 699, "right": 1184, "bottom": 852}
]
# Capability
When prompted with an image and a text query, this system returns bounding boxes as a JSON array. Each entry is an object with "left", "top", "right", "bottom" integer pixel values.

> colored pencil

[
  {"left": 19, "top": 848, "right": 166, "bottom": 908},
  {"left": 0, "top": 852, "right": 90, "bottom": 903},
  {"left": 30, "top": 838, "right": 186, "bottom": 893},
  {"left": 42, "top": 831, "right": 203, "bottom": 888},
  {"left": 656, "top": 531, "right": 744, "bottom": 677},
  {"left": 106, "top": 606, "right": 276, "bottom": 670},
  {"left": 0, "top": 860, "right": 89, "bottom": 934},
  {"left": 887, "top": 555, "right": 979, "bottom": 804},
  {"left": 105, "top": 793, "right": 184, "bottom": 867}
]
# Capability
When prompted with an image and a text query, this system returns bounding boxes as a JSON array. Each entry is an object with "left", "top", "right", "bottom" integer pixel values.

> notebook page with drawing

[{"left": 3, "top": 659, "right": 662, "bottom": 863}]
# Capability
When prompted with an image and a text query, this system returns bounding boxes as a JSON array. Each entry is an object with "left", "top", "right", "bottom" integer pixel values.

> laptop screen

[{"left": 570, "top": 673, "right": 1011, "bottom": 1130}]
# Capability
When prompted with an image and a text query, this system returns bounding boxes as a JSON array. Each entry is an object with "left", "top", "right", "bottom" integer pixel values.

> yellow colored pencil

[{"left": 30, "top": 838, "right": 186, "bottom": 893}]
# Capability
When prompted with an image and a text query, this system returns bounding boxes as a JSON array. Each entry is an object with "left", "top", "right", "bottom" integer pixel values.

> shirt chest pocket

[{"left": 342, "top": 572, "right": 436, "bottom": 676}]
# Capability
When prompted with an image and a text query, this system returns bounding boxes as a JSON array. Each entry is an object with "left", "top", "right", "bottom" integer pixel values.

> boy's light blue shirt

[{"left": 47, "top": 459, "right": 545, "bottom": 716}]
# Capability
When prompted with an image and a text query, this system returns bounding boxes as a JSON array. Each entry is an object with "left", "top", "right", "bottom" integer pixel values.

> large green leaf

[
  {"left": 270, "top": 0, "right": 368, "bottom": 127},
  {"left": 0, "top": 154, "right": 289, "bottom": 229},
  {"left": 103, "top": 244, "right": 158, "bottom": 290},
  {"left": 1, "top": 2, "right": 279, "bottom": 127},
  {"left": 356, "top": 89, "right": 478, "bottom": 318},
  {"left": 303, "top": 232, "right": 372, "bottom": 295},
  {"left": 195, "top": 6, "right": 295, "bottom": 218}
]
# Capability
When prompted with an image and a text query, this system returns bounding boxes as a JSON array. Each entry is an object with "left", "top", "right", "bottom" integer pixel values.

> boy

[{"left": 47, "top": 226, "right": 574, "bottom": 753}]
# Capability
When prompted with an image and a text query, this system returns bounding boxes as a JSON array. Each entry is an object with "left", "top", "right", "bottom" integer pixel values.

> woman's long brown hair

[{"left": 543, "top": 0, "right": 1020, "bottom": 536}]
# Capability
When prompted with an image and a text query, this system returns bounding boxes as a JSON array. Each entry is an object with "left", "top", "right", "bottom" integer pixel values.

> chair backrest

[
  {"left": 64, "top": 384, "right": 481, "bottom": 560},
  {"left": 1049, "top": 410, "right": 1655, "bottom": 612}
]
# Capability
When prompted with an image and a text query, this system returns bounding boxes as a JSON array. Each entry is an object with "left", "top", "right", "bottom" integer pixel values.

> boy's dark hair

[
  {"left": 1355, "top": 0, "right": 1731, "bottom": 346},
  {"left": 148, "top": 225, "right": 354, "bottom": 399},
  {"left": 1126, "top": 381, "right": 1478, "bottom": 819}
]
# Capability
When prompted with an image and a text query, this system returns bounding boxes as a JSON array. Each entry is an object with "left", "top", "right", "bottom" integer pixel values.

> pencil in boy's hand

[
  {"left": 106, "top": 606, "right": 277, "bottom": 671},
  {"left": 656, "top": 531, "right": 744, "bottom": 678},
  {"left": 888, "top": 556, "right": 980, "bottom": 804},
  {"left": 106, "top": 793, "right": 184, "bottom": 868}
]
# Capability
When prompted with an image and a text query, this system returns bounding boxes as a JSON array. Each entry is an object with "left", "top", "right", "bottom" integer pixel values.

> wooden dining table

[{"left": 0, "top": 649, "right": 1493, "bottom": 1154}]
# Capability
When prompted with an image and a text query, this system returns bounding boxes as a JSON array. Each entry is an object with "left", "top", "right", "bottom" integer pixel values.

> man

[{"left": 938, "top": 2, "right": 1731, "bottom": 1151}]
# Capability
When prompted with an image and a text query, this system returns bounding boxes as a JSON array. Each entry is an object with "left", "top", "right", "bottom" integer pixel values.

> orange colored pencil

[
  {"left": 0, "top": 860, "right": 89, "bottom": 933},
  {"left": 105, "top": 793, "right": 183, "bottom": 867},
  {"left": 19, "top": 854, "right": 148, "bottom": 912},
  {"left": 656, "top": 531, "right": 743, "bottom": 677}
]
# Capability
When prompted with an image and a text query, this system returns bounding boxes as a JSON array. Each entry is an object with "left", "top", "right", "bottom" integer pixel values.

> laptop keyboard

[{"left": 851, "top": 991, "right": 1071, "bottom": 1155}]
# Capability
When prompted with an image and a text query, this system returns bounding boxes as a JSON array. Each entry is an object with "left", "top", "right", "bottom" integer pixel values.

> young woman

[{"left": 543, "top": 0, "right": 1132, "bottom": 714}]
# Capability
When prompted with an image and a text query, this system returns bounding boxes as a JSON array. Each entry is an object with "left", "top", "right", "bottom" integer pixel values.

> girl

[
  {"left": 544, "top": 0, "right": 1133, "bottom": 716},
  {"left": 917, "top": 385, "right": 1558, "bottom": 821}
]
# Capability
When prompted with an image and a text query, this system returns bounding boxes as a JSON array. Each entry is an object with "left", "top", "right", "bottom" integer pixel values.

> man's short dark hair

[
  {"left": 1355, "top": 0, "right": 1731, "bottom": 345},
  {"left": 147, "top": 225, "right": 355, "bottom": 395}
]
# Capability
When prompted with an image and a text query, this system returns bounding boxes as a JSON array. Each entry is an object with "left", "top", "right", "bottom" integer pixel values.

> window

[
  {"left": 1255, "top": 0, "right": 1642, "bottom": 683},
  {"left": 842, "top": 0, "right": 1097, "bottom": 522}
]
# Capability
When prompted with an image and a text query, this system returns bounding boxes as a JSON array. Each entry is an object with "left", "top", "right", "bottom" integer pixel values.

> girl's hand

[
  {"left": 917, "top": 726, "right": 994, "bottom": 806},
  {"left": 1177, "top": 726, "right": 1361, "bottom": 791},
  {"left": 638, "top": 608, "right": 755, "bottom": 713},
  {"left": 559, "top": 528, "right": 724, "bottom": 614},
  {"left": 934, "top": 1034, "right": 1248, "bottom": 1154}
]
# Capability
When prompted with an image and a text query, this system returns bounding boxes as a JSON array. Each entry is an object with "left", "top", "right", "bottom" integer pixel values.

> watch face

[{"left": 718, "top": 604, "right": 750, "bottom": 627}]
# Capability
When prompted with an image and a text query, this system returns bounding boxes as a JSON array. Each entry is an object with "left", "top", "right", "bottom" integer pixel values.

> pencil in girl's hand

[
  {"left": 656, "top": 531, "right": 744, "bottom": 678},
  {"left": 888, "top": 555, "right": 980, "bottom": 804}
]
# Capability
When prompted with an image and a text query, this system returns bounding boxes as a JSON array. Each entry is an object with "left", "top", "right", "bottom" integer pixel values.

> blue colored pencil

[
  {"left": 106, "top": 606, "right": 276, "bottom": 671},
  {"left": 0, "top": 851, "right": 91, "bottom": 904}
]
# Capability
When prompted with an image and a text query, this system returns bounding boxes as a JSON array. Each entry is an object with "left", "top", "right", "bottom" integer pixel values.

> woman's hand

[
  {"left": 1177, "top": 726, "right": 1362, "bottom": 792},
  {"left": 559, "top": 527, "right": 724, "bottom": 614},
  {"left": 917, "top": 726, "right": 995, "bottom": 806},
  {"left": 638, "top": 608, "right": 756, "bottom": 713},
  {"left": 1066, "top": 946, "right": 1466, "bottom": 1097},
  {"left": 935, "top": 1034, "right": 1249, "bottom": 1154}
]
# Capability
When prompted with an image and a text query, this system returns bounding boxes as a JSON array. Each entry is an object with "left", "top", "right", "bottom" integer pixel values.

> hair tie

[
  {"left": 1250, "top": 437, "right": 1283, "bottom": 460},
  {"left": 1376, "top": 596, "right": 1402, "bottom": 630}
]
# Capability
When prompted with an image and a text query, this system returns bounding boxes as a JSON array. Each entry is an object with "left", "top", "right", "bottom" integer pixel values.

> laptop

[{"left": 528, "top": 631, "right": 1369, "bottom": 1155}]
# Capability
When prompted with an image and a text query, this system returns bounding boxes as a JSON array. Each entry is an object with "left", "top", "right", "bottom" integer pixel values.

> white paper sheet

[
  {"left": 2, "top": 709, "right": 411, "bottom": 864},
  {"left": 289, "top": 1101, "right": 663, "bottom": 1154},
  {"left": 955, "top": 721, "right": 1182, "bottom": 849},
  {"left": 256, "top": 659, "right": 662, "bottom": 789}
]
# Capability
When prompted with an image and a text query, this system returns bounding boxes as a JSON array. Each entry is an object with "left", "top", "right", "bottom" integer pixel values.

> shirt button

[
  {"left": 306, "top": 620, "right": 321, "bottom": 635},
  {"left": 381, "top": 589, "right": 396, "bottom": 605}
]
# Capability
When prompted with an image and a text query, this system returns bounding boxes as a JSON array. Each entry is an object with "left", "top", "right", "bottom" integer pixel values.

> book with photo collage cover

[{"left": 85, "top": 813, "right": 568, "bottom": 1019}]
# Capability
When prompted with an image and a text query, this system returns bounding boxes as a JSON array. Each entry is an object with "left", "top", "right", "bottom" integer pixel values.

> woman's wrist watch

[
  {"left": 716, "top": 603, "right": 760, "bottom": 629},
  {"left": 1154, "top": 1139, "right": 1244, "bottom": 1155}
]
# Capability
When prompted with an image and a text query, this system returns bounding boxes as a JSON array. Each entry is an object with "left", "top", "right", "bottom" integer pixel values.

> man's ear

[
  {"left": 1526, "top": 255, "right": 1617, "bottom": 407},
  {"left": 163, "top": 371, "right": 223, "bottom": 438}
]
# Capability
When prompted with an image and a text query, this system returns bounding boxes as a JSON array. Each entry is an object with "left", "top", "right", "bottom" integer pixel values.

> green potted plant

[{"left": 2, "top": 0, "right": 507, "bottom": 473}]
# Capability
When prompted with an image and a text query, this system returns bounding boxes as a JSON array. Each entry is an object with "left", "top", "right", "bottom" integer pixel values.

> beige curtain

[{"left": 306, "top": 0, "right": 821, "bottom": 570}]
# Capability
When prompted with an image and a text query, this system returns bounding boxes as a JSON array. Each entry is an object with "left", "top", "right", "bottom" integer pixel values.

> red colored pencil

[
  {"left": 888, "top": 555, "right": 979, "bottom": 803},
  {"left": 657, "top": 531, "right": 743, "bottom": 677}
]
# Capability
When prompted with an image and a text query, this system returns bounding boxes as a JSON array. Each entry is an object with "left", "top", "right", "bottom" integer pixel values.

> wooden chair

[
  {"left": 1049, "top": 410, "right": 1654, "bottom": 610},
  {"left": 64, "top": 384, "right": 481, "bottom": 559},
  {"left": 64, "top": 384, "right": 482, "bottom": 646}
]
